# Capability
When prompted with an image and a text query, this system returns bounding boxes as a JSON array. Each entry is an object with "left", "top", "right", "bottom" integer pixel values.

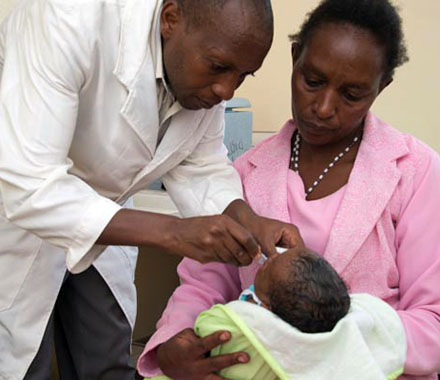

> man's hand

[
  {"left": 98, "top": 209, "right": 260, "bottom": 266},
  {"left": 157, "top": 328, "right": 249, "bottom": 380},
  {"left": 223, "top": 199, "right": 304, "bottom": 258},
  {"left": 163, "top": 214, "right": 260, "bottom": 265}
]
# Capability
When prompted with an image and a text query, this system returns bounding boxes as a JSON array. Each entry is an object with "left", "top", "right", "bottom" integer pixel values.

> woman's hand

[
  {"left": 223, "top": 199, "right": 304, "bottom": 257},
  {"left": 157, "top": 328, "right": 249, "bottom": 380}
]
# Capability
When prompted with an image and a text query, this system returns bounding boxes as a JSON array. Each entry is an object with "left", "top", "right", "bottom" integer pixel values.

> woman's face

[{"left": 291, "top": 22, "right": 390, "bottom": 147}]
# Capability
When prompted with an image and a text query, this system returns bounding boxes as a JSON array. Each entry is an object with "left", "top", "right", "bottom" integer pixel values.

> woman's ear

[
  {"left": 378, "top": 77, "right": 393, "bottom": 95},
  {"left": 160, "top": 0, "right": 183, "bottom": 40}
]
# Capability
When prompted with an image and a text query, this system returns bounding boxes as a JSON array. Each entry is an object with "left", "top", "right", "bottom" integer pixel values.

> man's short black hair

[
  {"left": 269, "top": 251, "right": 350, "bottom": 333},
  {"left": 289, "top": 0, "right": 408, "bottom": 81},
  {"left": 175, "top": 0, "right": 273, "bottom": 34}
]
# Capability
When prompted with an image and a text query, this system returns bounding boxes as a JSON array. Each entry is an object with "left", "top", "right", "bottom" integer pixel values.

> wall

[
  {"left": 0, "top": 0, "right": 15, "bottom": 22},
  {"left": 3, "top": 1, "right": 438, "bottom": 151},
  {"left": 236, "top": 0, "right": 440, "bottom": 152}
]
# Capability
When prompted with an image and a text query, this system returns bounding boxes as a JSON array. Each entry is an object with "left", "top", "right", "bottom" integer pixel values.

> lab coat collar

[
  {"left": 113, "top": 0, "right": 161, "bottom": 89},
  {"left": 113, "top": 0, "right": 163, "bottom": 157}
]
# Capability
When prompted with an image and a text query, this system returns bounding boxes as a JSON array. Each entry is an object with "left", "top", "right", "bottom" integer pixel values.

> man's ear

[
  {"left": 291, "top": 42, "right": 301, "bottom": 68},
  {"left": 160, "top": 0, "right": 183, "bottom": 40}
]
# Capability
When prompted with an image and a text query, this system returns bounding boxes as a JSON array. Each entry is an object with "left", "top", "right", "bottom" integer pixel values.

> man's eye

[
  {"left": 304, "top": 76, "right": 322, "bottom": 88},
  {"left": 211, "top": 63, "right": 228, "bottom": 73}
]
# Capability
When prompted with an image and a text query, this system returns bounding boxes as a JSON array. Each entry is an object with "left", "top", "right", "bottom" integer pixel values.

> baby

[
  {"left": 151, "top": 248, "right": 405, "bottom": 380},
  {"left": 239, "top": 247, "right": 350, "bottom": 333}
]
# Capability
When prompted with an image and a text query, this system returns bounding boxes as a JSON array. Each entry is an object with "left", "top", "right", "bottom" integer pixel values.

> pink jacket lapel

[
  {"left": 239, "top": 114, "right": 409, "bottom": 280},
  {"left": 242, "top": 121, "right": 295, "bottom": 224},
  {"left": 324, "top": 113, "right": 408, "bottom": 273}
]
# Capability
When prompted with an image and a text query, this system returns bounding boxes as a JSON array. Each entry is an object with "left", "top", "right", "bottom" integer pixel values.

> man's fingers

[
  {"left": 225, "top": 218, "right": 260, "bottom": 261},
  {"left": 218, "top": 238, "right": 244, "bottom": 266},
  {"left": 261, "top": 239, "right": 278, "bottom": 258},
  {"left": 279, "top": 225, "right": 305, "bottom": 248}
]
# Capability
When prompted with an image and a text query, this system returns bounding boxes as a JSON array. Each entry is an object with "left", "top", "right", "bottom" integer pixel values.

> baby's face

[{"left": 254, "top": 247, "right": 305, "bottom": 307}]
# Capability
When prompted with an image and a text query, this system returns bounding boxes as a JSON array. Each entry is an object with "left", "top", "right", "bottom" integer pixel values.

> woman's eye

[{"left": 344, "top": 92, "right": 363, "bottom": 102}]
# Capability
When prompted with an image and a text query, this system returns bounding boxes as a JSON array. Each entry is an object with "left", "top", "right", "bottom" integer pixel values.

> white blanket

[{"left": 227, "top": 293, "right": 406, "bottom": 380}]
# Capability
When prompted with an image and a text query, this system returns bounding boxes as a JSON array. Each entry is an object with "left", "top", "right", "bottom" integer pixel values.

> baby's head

[{"left": 254, "top": 247, "right": 350, "bottom": 333}]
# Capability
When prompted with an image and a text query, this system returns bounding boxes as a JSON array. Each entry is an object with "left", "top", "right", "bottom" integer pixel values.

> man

[{"left": 0, "top": 0, "right": 301, "bottom": 378}]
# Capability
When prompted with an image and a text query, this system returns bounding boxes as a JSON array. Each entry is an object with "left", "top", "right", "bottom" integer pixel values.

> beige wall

[
  {"left": 0, "top": 0, "right": 15, "bottom": 22},
  {"left": 3, "top": 1, "right": 439, "bottom": 151},
  {"left": 236, "top": 0, "right": 440, "bottom": 152}
]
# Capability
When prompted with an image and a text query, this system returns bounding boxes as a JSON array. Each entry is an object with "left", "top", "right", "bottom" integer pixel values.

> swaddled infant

[
  {"left": 150, "top": 248, "right": 405, "bottom": 380},
  {"left": 241, "top": 246, "right": 350, "bottom": 332},
  {"left": 191, "top": 248, "right": 405, "bottom": 380}
]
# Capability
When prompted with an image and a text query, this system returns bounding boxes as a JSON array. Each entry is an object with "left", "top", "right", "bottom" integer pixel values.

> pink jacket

[{"left": 138, "top": 113, "right": 440, "bottom": 379}]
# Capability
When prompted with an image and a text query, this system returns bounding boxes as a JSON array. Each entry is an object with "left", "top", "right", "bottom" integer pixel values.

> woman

[{"left": 138, "top": 0, "right": 440, "bottom": 378}]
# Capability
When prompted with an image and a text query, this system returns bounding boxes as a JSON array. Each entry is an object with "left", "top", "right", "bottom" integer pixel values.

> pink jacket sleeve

[
  {"left": 137, "top": 258, "right": 242, "bottom": 377},
  {"left": 395, "top": 146, "right": 440, "bottom": 376}
]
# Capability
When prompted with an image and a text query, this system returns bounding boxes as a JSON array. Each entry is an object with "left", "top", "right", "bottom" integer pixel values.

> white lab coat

[{"left": 0, "top": 0, "right": 242, "bottom": 378}]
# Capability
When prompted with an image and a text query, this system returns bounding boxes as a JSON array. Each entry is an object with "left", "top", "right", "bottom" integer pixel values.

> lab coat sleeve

[
  {"left": 137, "top": 258, "right": 242, "bottom": 376},
  {"left": 162, "top": 104, "right": 243, "bottom": 217},
  {"left": 0, "top": 1, "right": 121, "bottom": 272},
  {"left": 394, "top": 145, "right": 440, "bottom": 375}
]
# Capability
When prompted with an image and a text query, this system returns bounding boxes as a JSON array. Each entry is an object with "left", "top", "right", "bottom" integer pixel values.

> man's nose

[
  {"left": 313, "top": 89, "right": 337, "bottom": 120},
  {"left": 211, "top": 74, "right": 239, "bottom": 101}
]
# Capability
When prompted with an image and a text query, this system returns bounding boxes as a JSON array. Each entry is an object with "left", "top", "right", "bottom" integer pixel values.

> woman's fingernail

[
  {"left": 220, "top": 332, "right": 229, "bottom": 341},
  {"left": 238, "top": 355, "right": 248, "bottom": 363}
]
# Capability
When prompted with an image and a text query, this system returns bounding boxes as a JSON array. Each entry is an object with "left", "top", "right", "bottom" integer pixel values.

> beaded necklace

[{"left": 291, "top": 130, "right": 361, "bottom": 197}]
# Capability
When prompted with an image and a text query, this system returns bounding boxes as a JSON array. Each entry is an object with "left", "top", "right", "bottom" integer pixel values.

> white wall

[{"left": 236, "top": 0, "right": 440, "bottom": 152}]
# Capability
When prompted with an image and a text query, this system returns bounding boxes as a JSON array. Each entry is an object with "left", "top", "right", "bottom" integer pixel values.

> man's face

[{"left": 161, "top": 0, "right": 272, "bottom": 110}]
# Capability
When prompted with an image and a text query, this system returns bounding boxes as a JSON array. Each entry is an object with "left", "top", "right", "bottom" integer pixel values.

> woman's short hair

[{"left": 289, "top": 0, "right": 409, "bottom": 81}]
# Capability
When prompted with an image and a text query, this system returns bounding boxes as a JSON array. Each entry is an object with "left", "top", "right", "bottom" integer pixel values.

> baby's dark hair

[
  {"left": 269, "top": 250, "right": 350, "bottom": 333},
  {"left": 289, "top": 0, "right": 408, "bottom": 81}
]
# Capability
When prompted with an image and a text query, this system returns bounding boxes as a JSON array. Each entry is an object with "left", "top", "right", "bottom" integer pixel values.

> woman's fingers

[{"left": 157, "top": 329, "right": 249, "bottom": 380}]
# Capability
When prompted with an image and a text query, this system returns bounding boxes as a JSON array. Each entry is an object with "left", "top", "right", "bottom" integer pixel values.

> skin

[
  {"left": 253, "top": 247, "right": 306, "bottom": 308},
  {"left": 161, "top": 0, "right": 272, "bottom": 110},
  {"left": 156, "top": 21, "right": 397, "bottom": 378},
  {"left": 146, "top": 2, "right": 306, "bottom": 378},
  {"left": 290, "top": 22, "right": 392, "bottom": 200},
  {"left": 99, "top": 1, "right": 302, "bottom": 266}
]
